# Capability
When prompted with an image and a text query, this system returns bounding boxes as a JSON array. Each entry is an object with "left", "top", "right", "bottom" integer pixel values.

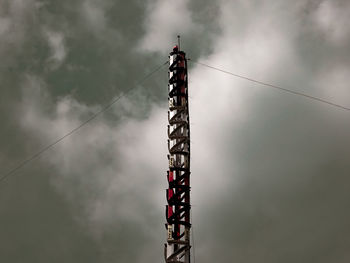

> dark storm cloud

[
  {"left": 188, "top": 1, "right": 350, "bottom": 262},
  {"left": 1, "top": 0, "right": 350, "bottom": 263},
  {"left": 0, "top": 0, "right": 218, "bottom": 262}
]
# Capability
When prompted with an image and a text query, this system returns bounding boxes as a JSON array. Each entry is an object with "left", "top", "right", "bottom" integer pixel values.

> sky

[{"left": 1, "top": 0, "right": 350, "bottom": 262}]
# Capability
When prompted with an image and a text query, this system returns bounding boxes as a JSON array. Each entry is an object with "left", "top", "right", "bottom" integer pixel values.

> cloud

[
  {"left": 82, "top": 0, "right": 107, "bottom": 31},
  {"left": 315, "top": 65, "right": 350, "bottom": 106},
  {"left": 139, "top": 0, "right": 196, "bottom": 53},
  {"left": 44, "top": 30, "right": 66, "bottom": 67},
  {"left": 0, "top": 17, "right": 11, "bottom": 36},
  {"left": 19, "top": 75, "right": 167, "bottom": 256},
  {"left": 2, "top": 0, "right": 350, "bottom": 262},
  {"left": 184, "top": 1, "right": 350, "bottom": 262},
  {"left": 312, "top": 0, "right": 350, "bottom": 45},
  {"left": 0, "top": 0, "right": 37, "bottom": 55}
]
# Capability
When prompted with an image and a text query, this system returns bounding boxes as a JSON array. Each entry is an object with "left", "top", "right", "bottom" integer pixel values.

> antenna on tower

[{"left": 177, "top": 35, "right": 181, "bottom": 51}]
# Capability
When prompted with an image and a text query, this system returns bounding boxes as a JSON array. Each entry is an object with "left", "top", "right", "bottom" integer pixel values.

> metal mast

[{"left": 164, "top": 39, "right": 191, "bottom": 263}]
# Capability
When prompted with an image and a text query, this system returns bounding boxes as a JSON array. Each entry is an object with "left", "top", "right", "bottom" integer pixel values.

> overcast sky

[{"left": 1, "top": 0, "right": 350, "bottom": 262}]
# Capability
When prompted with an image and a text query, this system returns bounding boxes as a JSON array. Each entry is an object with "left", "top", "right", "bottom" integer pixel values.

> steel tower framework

[{"left": 164, "top": 44, "right": 191, "bottom": 263}]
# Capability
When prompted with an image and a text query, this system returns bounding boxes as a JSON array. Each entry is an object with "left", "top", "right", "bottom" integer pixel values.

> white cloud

[
  {"left": 82, "top": 0, "right": 107, "bottom": 30},
  {"left": 18, "top": 0, "right": 307, "bottom": 238},
  {"left": 312, "top": 0, "right": 350, "bottom": 45},
  {"left": 13, "top": 1, "right": 350, "bottom": 262},
  {"left": 139, "top": 0, "right": 195, "bottom": 53},
  {"left": 79, "top": 0, "right": 122, "bottom": 44},
  {"left": 0, "top": 0, "right": 36, "bottom": 53},
  {"left": 44, "top": 30, "right": 66, "bottom": 66},
  {"left": 19, "top": 76, "right": 167, "bottom": 236}
]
